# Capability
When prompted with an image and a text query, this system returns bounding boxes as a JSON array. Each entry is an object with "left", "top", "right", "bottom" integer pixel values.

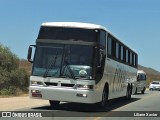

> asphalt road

[{"left": 1, "top": 90, "right": 160, "bottom": 120}]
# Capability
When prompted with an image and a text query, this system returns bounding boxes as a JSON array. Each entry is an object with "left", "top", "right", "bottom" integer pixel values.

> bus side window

[
  {"left": 143, "top": 75, "right": 146, "bottom": 81},
  {"left": 98, "top": 30, "right": 106, "bottom": 68},
  {"left": 137, "top": 75, "right": 140, "bottom": 81},
  {"left": 107, "top": 37, "right": 112, "bottom": 55},
  {"left": 96, "top": 30, "right": 106, "bottom": 83}
]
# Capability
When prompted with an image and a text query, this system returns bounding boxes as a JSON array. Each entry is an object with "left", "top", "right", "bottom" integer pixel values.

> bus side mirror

[
  {"left": 27, "top": 45, "right": 36, "bottom": 63},
  {"left": 27, "top": 46, "right": 33, "bottom": 63}
]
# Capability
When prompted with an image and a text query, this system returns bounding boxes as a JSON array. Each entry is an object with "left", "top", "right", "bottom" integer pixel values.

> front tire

[
  {"left": 49, "top": 100, "right": 60, "bottom": 109},
  {"left": 97, "top": 88, "right": 108, "bottom": 108}
]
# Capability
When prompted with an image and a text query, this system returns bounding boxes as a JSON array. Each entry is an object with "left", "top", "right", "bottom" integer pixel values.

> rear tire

[
  {"left": 134, "top": 88, "right": 137, "bottom": 94},
  {"left": 150, "top": 88, "right": 153, "bottom": 91},
  {"left": 126, "top": 85, "right": 131, "bottom": 100},
  {"left": 141, "top": 87, "right": 145, "bottom": 94},
  {"left": 49, "top": 100, "right": 60, "bottom": 109}
]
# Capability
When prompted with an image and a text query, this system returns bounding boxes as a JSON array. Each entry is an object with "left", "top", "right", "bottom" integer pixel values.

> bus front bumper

[{"left": 29, "top": 86, "right": 97, "bottom": 104}]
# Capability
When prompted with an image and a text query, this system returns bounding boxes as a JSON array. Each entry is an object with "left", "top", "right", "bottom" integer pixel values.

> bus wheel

[
  {"left": 49, "top": 100, "right": 60, "bottom": 109},
  {"left": 149, "top": 88, "right": 153, "bottom": 91},
  {"left": 141, "top": 87, "right": 145, "bottom": 94},
  {"left": 134, "top": 88, "right": 137, "bottom": 94},
  {"left": 126, "top": 86, "right": 131, "bottom": 100},
  {"left": 97, "top": 88, "right": 108, "bottom": 108}
]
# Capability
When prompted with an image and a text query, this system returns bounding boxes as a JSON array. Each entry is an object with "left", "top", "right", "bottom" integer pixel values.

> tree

[{"left": 0, "top": 44, "right": 29, "bottom": 95}]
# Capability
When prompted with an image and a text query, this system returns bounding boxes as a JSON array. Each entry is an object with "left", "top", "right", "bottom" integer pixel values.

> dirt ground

[{"left": 0, "top": 95, "right": 49, "bottom": 111}]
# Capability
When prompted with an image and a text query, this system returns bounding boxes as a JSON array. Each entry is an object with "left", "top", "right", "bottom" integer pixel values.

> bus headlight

[
  {"left": 31, "top": 81, "right": 43, "bottom": 86},
  {"left": 75, "top": 84, "right": 93, "bottom": 90}
]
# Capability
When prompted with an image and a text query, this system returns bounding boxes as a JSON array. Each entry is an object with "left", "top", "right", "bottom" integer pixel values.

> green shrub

[
  {"left": 0, "top": 89, "right": 12, "bottom": 95},
  {"left": 0, "top": 44, "right": 29, "bottom": 96}
]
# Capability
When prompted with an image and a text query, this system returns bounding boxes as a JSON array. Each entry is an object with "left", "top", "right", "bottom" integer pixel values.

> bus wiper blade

[
  {"left": 62, "top": 60, "right": 76, "bottom": 80},
  {"left": 43, "top": 51, "right": 58, "bottom": 77}
]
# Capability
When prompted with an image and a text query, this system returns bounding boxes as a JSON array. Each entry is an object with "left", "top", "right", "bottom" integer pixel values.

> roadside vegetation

[{"left": 0, "top": 44, "right": 30, "bottom": 96}]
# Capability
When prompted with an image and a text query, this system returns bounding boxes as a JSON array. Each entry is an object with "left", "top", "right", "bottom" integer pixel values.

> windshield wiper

[
  {"left": 61, "top": 59, "right": 76, "bottom": 80},
  {"left": 43, "top": 51, "right": 58, "bottom": 77}
]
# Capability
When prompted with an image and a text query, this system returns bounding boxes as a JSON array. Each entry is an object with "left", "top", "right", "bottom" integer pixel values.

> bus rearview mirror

[{"left": 27, "top": 46, "right": 33, "bottom": 63}]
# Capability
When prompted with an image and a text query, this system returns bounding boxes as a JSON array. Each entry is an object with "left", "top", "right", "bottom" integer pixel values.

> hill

[
  {"left": 138, "top": 65, "right": 160, "bottom": 85},
  {"left": 138, "top": 65, "right": 160, "bottom": 75}
]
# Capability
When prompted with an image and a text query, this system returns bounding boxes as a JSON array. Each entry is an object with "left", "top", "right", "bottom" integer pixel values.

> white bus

[
  {"left": 27, "top": 22, "right": 138, "bottom": 108},
  {"left": 135, "top": 70, "right": 146, "bottom": 94}
]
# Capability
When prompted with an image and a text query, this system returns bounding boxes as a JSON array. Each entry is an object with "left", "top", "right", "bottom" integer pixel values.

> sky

[{"left": 0, "top": 0, "right": 160, "bottom": 71}]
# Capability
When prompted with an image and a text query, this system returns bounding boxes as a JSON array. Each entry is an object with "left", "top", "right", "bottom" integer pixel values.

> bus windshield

[
  {"left": 38, "top": 27, "right": 98, "bottom": 42},
  {"left": 32, "top": 44, "right": 94, "bottom": 79}
]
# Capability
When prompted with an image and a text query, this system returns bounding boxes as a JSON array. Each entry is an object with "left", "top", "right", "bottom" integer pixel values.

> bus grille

[
  {"left": 45, "top": 82, "right": 57, "bottom": 86},
  {"left": 44, "top": 82, "right": 74, "bottom": 87}
]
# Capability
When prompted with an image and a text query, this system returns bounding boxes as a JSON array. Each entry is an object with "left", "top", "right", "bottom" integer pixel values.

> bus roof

[
  {"left": 41, "top": 22, "right": 137, "bottom": 53},
  {"left": 42, "top": 22, "right": 106, "bottom": 30},
  {"left": 138, "top": 70, "right": 146, "bottom": 74}
]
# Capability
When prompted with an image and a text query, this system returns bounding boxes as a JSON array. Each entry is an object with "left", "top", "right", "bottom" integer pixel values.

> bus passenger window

[
  {"left": 130, "top": 52, "right": 132, "bottom": 65},
  {"left": 116, "top": 43, "right": 119, "bottom": 59},
  {"left": 126, "top": 49, "right": 128, "bottom": 63},
  {"left": 121, "top": 46, "right": 123, "bottom": 61},
  {"left": 107, "top": 37, "right": 112, "bottom": 55},
  {"left": 99, "top": 30, "right": 106, "bottom": 47},
  {"left": 112, "top": 40, "right": 116, "bottom": 58}
]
